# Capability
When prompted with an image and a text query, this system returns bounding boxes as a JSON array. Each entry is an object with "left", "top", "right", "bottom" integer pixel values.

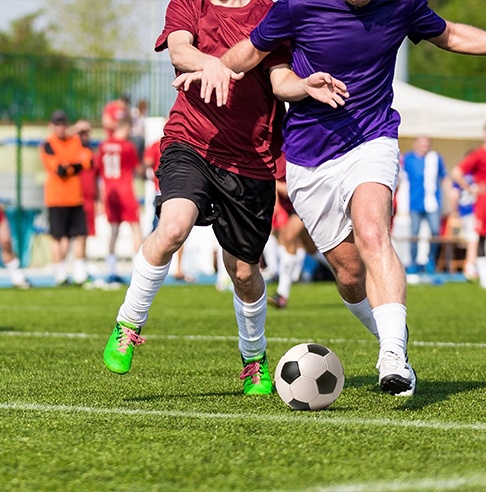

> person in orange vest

[{"left": 39, "top": 110, "right": 93, "bottom": 285}]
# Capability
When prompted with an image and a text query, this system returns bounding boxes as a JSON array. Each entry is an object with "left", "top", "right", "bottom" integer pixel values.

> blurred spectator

[
  {"left": 96, "top": 118, "right": 143, "bottom": 283},
  {"left": 39, "top": 110, "right": 92, "bottom": 285},
  {"left": 448, "top": 172, "right": 478, "bottom": 280},
  {"left": 102, "top": 94, "right": 131, "bottom": 139},
  {"left": 0, "top": 205, "right": 31, "bottom": 288},
  {"left": 402, "top": 136, "right": 449, "bottom": 274},
  {"left": 69, "top": 120, "right": 100, "bottom": 237},
  {"left": 131, "top": 99, "right": 148, "bottom": 160},
  {"left": 451, "top": 123, "right": 486, "bottom": 289},
  {"left": 267, "top": 178, "right": 330, "bottom": 309}
]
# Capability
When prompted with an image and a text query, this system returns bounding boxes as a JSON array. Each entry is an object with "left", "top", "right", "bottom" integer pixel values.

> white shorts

[{"left": 286, "top": 137, "right": 400, "bottom": 253}]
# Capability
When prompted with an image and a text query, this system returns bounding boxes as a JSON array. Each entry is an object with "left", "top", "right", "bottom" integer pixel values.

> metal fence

[
  {"left": 0, "top": 53, "right": 177, "bottom": 124},
  {"left": 1, "top": 53, "right": 485, "bottom": 126}
]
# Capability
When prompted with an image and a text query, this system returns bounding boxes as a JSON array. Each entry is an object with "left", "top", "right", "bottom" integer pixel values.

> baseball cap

[{"left": 50, "top": 110, "right": 68, "bottom": 125}]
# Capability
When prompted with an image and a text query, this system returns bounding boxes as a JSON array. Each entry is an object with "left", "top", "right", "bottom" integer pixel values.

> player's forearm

[
  {"left": 170, "top": 42, "right": 219, "bottom": 73},
  {"left": 450, "top": 166, "right": 470, "bottom": 192},
  {"left": 221, "top": 39, "right": 269, "bottom": 73},
  {"left": 431, "top": 21, "right": 486, "bottom": 55},
  {"left": 270, "top": 67, "right": 309, "bottom": 102}
]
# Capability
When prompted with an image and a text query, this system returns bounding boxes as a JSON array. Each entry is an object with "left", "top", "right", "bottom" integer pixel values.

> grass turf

[{"left": 1, "top": 281, "right": 486, "bottom": 491}]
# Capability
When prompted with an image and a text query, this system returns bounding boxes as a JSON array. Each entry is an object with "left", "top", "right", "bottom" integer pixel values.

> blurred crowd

[{"left": 1, "top": 101, "right": 486, "bottom": 298}]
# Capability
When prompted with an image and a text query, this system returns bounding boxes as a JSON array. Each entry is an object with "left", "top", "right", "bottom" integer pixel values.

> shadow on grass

[
  {"left": 0, "top": 326, "right": 16, "bottom": 331},
  {"left": 125, "top": 390, "right": 243, "bottom": 402},
  {"left": 345, "top": 374, "right": 486, "bottom": 410}
]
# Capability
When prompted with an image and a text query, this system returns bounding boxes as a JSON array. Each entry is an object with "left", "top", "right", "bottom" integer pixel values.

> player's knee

[
  {"left": 355, "top": 225, "right": 390, "bottom": 258},
  {"left": 232, "top": 263, "right": 257, "bottom": 290},
  {"left": 155, "top": 222, "right": 188, "bottom": 251},
  {"left": 333, "top": 262, "right": 364, "bottom": 292}
]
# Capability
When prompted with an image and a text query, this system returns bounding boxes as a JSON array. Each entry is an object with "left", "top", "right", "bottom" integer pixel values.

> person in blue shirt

[
  {"left": 402, "top": 136, "right": 448, "bottom": 275},
  {"left": 175, "top": 0, "right": 486, "bottom": 398}
]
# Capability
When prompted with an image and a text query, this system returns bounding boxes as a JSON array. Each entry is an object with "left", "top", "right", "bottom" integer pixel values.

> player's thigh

[{"left": 350, "top": 182, "right": 393, "bottom": 242}]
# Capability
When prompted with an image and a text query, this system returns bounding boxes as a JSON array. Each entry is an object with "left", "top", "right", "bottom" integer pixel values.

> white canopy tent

[{"left": 392, "top": 79, "right": 486, "bottom": 140}]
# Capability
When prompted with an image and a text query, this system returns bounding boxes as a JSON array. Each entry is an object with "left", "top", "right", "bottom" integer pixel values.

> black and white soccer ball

[{"left": 275, "top": 343, "right": 344, "bottom": 411}]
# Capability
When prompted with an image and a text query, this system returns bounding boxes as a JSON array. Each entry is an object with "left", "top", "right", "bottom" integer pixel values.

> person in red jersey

[
  {"left": 96, "top": 118, "right": 143, "bottom": 283},
  {"left": 451, "top": 123, "right": 486, "bottom": 289},
  {"left": 101, "top": 94, "right": 131, "bottom": 139},
  {"left": 102, "top": 0, "right": 295, "bottom": 395}
]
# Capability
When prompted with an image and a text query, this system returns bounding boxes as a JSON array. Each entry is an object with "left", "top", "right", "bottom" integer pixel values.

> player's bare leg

[
  {"left": 349, "top": 182, "right": 414, "bottom": 396},
  {"left": 103, "top": 198, "right": 197, "bottom": 374}
]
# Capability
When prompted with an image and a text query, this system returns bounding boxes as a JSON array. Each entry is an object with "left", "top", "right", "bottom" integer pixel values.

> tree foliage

[
  {"left": 45, "top": 0, "right": 142, "bottom": 59},
  {"left": 409, "top": 0, "right": 486, "bottom": 78},
  {"left": 0, "top": 11, "right": 58, "bottom": 56}
]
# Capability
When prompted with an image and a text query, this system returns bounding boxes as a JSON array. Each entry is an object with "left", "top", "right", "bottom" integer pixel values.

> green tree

[
  {"left": 46, "top": 0, "right": 142, "bottom": 59},
  {"left": 408, "top": 0, "right": 486, "bottom": 100},
  {"left": 0, "top": 11, "right": 58, "bottom": 56},
  {"left": 409, "top": 0, "right": 486, "bottom": 77}
]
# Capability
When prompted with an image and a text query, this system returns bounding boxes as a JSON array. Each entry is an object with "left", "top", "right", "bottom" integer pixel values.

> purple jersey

[{"left": 250, "top": 0, "right": 446, "bottom": 167}]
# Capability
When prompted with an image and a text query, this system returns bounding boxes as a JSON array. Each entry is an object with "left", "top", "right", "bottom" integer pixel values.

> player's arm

[
  {"left": 173, "top": 38, "right": 268, "bottom": 106},
  {"left": 428, "top": 21, "right": 486, "bottom": 54},
  {"left": 269, "top": 65, "right": 349, "bottom": 107},
  {"left": 168, "top": 30, "right": 244, "bottom": 107},
  {"left": 450, "top": 165, "right": 475, "bottom": 196}
]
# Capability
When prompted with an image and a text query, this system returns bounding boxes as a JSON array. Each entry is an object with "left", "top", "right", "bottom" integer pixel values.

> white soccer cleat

[{"left": 377, "top": 351, "right": 416, "bottom": 396}]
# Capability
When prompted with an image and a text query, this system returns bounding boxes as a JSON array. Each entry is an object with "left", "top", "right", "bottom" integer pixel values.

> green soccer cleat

[
  {"left": 103, "top": 321, "right": 146, "bottom": 374},
  {"left": 239, "top": 352, "right": 273, "bottom": 395}
]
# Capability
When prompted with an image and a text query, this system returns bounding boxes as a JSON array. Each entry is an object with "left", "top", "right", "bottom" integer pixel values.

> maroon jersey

[
  {"left": 96, "top": 138, "right": 140, "bottom": 223},
  {"left": 155, "top": 0, "right": 290, "bottom": 180}
]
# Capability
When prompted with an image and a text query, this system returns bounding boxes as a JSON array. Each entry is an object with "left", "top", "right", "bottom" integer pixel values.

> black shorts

[
  {"left": 155, "top": 143, "right": 276, "bottom": 264},
  {"left": 48, "top": 206, "right": 87, "bottom": 239}
]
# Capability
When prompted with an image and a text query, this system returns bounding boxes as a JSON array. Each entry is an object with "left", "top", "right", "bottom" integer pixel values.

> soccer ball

[{"left": 274, "top": 343, "right": 345, "bottom": 411}]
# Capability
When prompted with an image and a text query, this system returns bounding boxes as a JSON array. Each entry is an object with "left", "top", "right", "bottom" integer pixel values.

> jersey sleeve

[
  {"left": 155, "top": 0, "right": 199, "bottom": 52},
  {"left": 39, "top": 141, "right": 62, "bottom": 173},
  {"left": 459, "top": 150, "right": 480, "bottom": 175},
  {"left": 250, "top": 0, "right": 294, "bottom": 53},
  {"left": 407, "top": 0, "right": 446, "bottom": 45}
]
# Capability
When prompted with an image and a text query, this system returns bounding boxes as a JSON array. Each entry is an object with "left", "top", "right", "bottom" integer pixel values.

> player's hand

[
  {"left": 57, "top": 164, "right": 68, "bottom": 177},
  {"left": 304, "top": 72, "right": 349, "bottom": 108},
  {"left": 172, "top": 58, "right": 244, "bottom": 107}
]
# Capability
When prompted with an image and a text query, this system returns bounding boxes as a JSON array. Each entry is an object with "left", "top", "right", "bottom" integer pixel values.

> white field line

[
  {"left": 304, "top": 473, "right": 486, "bottom": 492},
  {"left": 1, "top": 330, "right": 486, "bottom": 349},
  {"left": 1, "top": 402, "right": 486, "bottom": 433}
]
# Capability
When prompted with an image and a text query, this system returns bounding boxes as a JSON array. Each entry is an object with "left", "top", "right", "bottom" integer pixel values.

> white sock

[
  {"left": 5, "top": 257, "right": 20, "bottom": 272},
  {"left": 54, "top": 262, "right": 68, "bottom": 284},
  {"left": 72, "top": 259, "right": 88, "bottom": 284},
  {"left": 107, "top": 254, "right": 117, "bottom": 276},
  {"left": 263, "top": 235, "right": 279, "bottom": 277},
  {"left": 372, "top": 303, "right": 408, "bottom": 360},
  {"left": 342, "top": 297, "right": 379, "bottom": 340},
  {"left": 277, "top": 250, "right": 298, "bottom": 299},
  {"left": 6, "top": 258, "right": 26, "bottom": 285},
  {"left": 234, "top": 288, "right": 267, "bottom": 360},
  {"left": 292, "top": 247, "right": 306, "bottom": 282},
  {"left": 117, "top": 248, "right": 171, "bottom": 328},
  {"left": 477, "top": 257, "right": 486, "bottom": 289}
]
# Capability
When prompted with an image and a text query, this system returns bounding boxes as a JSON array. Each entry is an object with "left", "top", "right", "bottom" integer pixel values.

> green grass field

[{"left": 1, "top": 281, "right": 486, "bottom": 491}]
